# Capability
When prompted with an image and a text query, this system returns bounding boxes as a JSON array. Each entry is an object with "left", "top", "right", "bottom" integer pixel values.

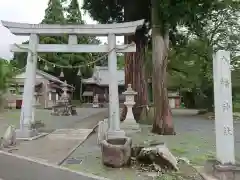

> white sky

[{"left": 0, "top": 0, "right": 123, "bottom": 60}]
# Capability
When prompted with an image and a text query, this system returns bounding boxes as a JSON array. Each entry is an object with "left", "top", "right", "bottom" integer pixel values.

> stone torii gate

[{"left": 2, "top": 20, "right": 144, "bottom": 139}]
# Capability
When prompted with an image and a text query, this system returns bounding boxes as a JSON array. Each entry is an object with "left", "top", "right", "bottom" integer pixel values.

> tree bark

[
  {"left": 120, "top": 1, "right": 148, "bottom": 122},
  {"left": 120, "top": 33, "right": 148, "bottom": 122},
  {"left": 151, "top": 0, "right": 175, "bottom": 135}
]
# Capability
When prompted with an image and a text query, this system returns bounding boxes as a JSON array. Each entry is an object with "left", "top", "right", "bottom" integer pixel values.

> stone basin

[{"left": 101, "top": 137, "right": 132, "bottom": 168}]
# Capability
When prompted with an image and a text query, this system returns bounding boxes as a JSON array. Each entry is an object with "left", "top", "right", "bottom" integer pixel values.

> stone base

[
  {"left": 120, "top": 121, "right": 141, "bottom": 133},
  {"left": 106, "top": 130, "right": 126, "bottom": 140},
  {"left": 203, "top": 160, "right": 240, "bottom": 180},
  {"left": 92, "top": 103, "right": 99, "bottom": 108},
  {"left": 16, "top": 129, "right": 38, "bottom": 140}
]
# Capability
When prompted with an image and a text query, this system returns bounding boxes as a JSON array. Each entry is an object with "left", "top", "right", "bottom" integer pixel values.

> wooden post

[{"left": 213, "top": 50, "right": 235, "bottom": 164}]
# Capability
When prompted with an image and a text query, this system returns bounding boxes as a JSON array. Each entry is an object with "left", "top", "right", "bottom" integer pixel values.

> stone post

[
  {"left": 48, "top": 92, "right": 52, "bottom": 101},
  {"left": 213, "top": 50, "right": 235, "bottom": 164},
  {"left": 121, "top": 84, "right": 140, "bottom": 132},
  {"left": 56, "top": 93, "right": 59, "bottom": 101},
  {"left": 17, "top": 34, "right": 39, "bottom": 138},
  {"left": 92, "top": 94, "right": 100, "bottom": 108},
  {"left": 106, "top": 33, "right": 125, "bottom": 139}
]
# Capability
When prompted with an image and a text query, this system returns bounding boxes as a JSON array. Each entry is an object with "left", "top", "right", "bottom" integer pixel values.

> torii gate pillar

[
  {"left": 18, "top": 34, "right": 39, "bottom": 138},
  {"left": 107, "top": 33, "right": 125, "bottom": 138}
]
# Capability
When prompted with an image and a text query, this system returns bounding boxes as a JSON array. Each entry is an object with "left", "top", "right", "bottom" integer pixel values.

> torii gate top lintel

[{"left": 1, "top": 19, "right": 145, "bottom": 36}]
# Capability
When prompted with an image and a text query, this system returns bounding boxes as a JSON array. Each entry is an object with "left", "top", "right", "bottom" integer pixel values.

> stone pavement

[
  {"left": 0, "top": 151, "right": 109, "bottom": 180},
  {"left": 2, "top": 108, "right": 108, "bottom": 165}
]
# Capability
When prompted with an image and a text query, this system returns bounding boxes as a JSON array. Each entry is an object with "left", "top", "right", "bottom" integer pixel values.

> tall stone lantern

[{"left": 120, "top": 84, "right": 140, "bottom": 132}]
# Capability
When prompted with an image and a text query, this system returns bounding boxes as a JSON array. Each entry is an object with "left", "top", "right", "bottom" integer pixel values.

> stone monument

[
  {"left": 213, "top": 50, "right": 235, "bottom": 164},
  {"left": 120, "top": 84, "right": 140, "bottom": 133},
  {"left": 92, "top": 94, "right": 100, "bottom": 108},
  {"left": 1, "top": 125, "right": 16, "bottom": 148}
]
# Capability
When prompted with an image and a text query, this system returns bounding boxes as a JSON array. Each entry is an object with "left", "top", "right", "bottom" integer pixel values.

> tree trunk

[
  {"left": 120, "top": 1, "right": 148, "bottom": 122},
  {"left": 151, "top": 0, "right": 175, "bottom": 135},
  {"left": 120, "top": 33, "right": 148, "bottom": 122}
]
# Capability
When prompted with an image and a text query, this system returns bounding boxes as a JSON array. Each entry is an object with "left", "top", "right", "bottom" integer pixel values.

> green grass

[
  {"left": 0, "top": 109, "right": 21, "bottom": 136},
  {"left": 0, "top": 109, "right": 53, "bottom": 136},
  {"left": 233, "top": 102, "right": 240, "bottom": 112},
  {"left": 64, "top": 125, "right": 216, "bottom": 180}
]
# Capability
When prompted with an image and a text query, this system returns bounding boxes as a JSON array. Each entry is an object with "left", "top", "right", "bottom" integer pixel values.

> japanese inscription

[
  {"left": 222, "top": 101, "right": 231, "bottom": 112},
  {"left": 221, "top": 56, "right": 230, "bottom": 65},
  {"left": 224, "top": 126, "right": 233, "bottom": 136},
  {"left": 220, "top": 78, "right": 230, "bottom": 88}
]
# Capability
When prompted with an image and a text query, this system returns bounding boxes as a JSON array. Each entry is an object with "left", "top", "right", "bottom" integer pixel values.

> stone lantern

[
  {"left": 60, "top": 81, "right": 70, "bottom": 104},
  {"left": 92, "top": 94, "right": 100, "bottom": 108},
  {"left": 62, "top": 81, "right": 68, "bottom": 96},
  {"left": 120, "top": 84, "right": 140, "bottom": 132}
]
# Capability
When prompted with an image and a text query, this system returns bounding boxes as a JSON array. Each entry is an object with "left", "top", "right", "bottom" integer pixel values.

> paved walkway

[
  {"left": 0, "top": 108, "right": 109, "bottom": 180},
  {"left": 1, "top": 108, "right": 108, "bottom": 164},
  {"left": 0, "top": 152, "right": 109, "bottom": 180}
]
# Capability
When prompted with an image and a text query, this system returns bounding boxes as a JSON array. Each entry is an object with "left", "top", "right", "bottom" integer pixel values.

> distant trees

[
  {"left": 83, "top": 0, "right": 240, "bottom": 134},
  {"left": 0, "top": 58, "right": 14, "bottom": 108},
  {"left": 12, "top": 0, "right": 100, "bottom": 100}
]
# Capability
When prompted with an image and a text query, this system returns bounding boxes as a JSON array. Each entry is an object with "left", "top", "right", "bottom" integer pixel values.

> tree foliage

[
  {"left": 66, "top": 0, "right": 83, "bottom": 24},
  {"left": 0, "top": 58, "right": 14, "bottom": 94},
  {"left": 82, "top": 0, "right": 240, "bottom": 133},
  {"left": 167, "top": 4, "right": 240, "bottom": 109},
  {"left": 42, "top": 0, "right": 65, "bottom": 24}
]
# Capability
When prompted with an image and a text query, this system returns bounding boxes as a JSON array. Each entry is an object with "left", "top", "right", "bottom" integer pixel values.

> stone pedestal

[
  {"left": 120, "top": 84, "right": 140, "bottom": 133},
  {"left": 203, "top": 160, "right": 240, "bottom": 180},
  {"left": 98, "top": 118, "right": 125, "bottom": 142},
  {"left": 106, "top": 130, "right": 126, "bottom": 140}
]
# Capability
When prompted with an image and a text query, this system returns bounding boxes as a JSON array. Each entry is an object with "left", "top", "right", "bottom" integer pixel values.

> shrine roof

[{"left": 14, "top": 69, "right": 74, "bottom": 89}]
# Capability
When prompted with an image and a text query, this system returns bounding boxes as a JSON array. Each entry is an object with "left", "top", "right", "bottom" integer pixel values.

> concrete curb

[
  {"left": 0, "top": 150, "right": 110, "bottom": 180},
  {"left": 57, "top": 126, "right": 97, "bottom": 166},
  {"left": 57, "top": 109, "right": 105, "bottom": 165},
  {"left": 17, "top": 132, "right": 49, "bottom": 141}
]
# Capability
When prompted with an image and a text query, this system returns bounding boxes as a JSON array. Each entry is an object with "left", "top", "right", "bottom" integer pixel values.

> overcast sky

[{"left": 0, "top": 0, "right": 123, "bottom": 60}]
